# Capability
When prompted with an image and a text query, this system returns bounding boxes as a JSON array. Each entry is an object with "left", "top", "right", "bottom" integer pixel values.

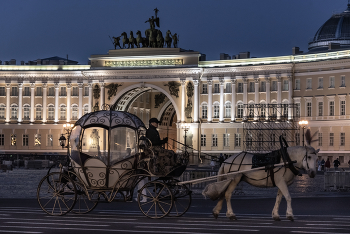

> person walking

[
  {"left": 321, "top": 158, "right": 325, "bottom": 171},
  {"left": 325, "top": 158, "right": 331, "bottom": 171},
  {"left": 333, "top": 158, "right": 340, "bottom": 171}
]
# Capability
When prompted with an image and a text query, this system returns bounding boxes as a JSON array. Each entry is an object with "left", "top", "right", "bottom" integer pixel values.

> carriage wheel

[
  {"left": 37, "top": 172, "right": 77, "bottom": 216},
  {"left": 138, "top": 181, "right": 173, "bottom": 219},
  {"left": 169, "top": 183, "right": 192, "bottom": 217},
  {"left": 71, "top": 184, "right": 98, "bottom": 214}
]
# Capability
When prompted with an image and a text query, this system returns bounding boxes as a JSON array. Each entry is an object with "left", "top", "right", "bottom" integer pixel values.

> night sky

[{"left": 0, "top": 0, "right": 347, "bottom": 64}]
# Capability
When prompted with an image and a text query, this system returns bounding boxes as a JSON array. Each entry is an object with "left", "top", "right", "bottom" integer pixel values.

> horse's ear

[{"left": 316, "top": 149, "right": 320, "bottom": 154}]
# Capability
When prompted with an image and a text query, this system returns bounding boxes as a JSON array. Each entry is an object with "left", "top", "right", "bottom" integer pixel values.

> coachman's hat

[{"left": 149, "top": 118, "right": 160, "bottom": 124}]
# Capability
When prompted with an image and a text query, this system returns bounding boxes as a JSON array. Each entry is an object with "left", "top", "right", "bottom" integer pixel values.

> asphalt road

[{"left": 0, "top": 196, "right": 349, "bottom": 234}]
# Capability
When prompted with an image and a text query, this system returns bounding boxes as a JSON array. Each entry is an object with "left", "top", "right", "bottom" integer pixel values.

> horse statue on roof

[
  {"left": 156, "top": 30, "right": 164, "bottom": 48},
  {"left": 128, "top": 31, "right": 137, "bottom": 48},
  {"left": 136, "top": 30, "right": 147, "bottom": 48},
  {"left": 204, "top": 129, "right": 319, "bottom": 221},
  {"left": 164, "top": 30, "right": 172, "bottom": 48},
  {"left": 121, "top": 32, "right": 129, "bottom": 49}
]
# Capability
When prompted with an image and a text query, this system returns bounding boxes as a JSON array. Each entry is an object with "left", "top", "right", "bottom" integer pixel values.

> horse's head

[{"left": 302, "top": 146, "right": 320, "bottom": 178}]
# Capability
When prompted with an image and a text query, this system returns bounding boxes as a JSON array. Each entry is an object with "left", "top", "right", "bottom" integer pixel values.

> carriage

[{"left": 37, "top": 110, "right": 192, "bottom": 218}]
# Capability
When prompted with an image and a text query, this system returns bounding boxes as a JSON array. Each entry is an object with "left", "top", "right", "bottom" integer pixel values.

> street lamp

[
  {"left": 181, "top": 123, "right": 190, "bottom": 152},
  {"left": 59, "top": 123, "right": 74, "bottom": 149},
  {"left": 298, "top": 120, "right": 308, "bottom": 146}
]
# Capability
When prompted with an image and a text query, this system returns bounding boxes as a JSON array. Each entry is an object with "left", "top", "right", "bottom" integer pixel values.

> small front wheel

[
  {"left": 138, "top": 181, "right": 173, "bottom": 219},
  {"left": 37, "top": 172, "right": 77, "bottom": 216}
]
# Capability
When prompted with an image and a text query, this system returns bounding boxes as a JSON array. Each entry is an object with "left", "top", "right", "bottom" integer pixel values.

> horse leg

[
  {"left": 212, "top": 198, "right": 224, "bottom": 219},
  {"left": 276, "top": 181, "right": 294, "bottom": 221},
  {"left": 224, "top": 175, "right": 242, "bottom": 220},
  {"left": 272, "top": 189, "right": 283, "bottom": 221}
]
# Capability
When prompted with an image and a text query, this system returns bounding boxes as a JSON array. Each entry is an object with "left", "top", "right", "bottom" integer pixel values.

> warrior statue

[
  {"left": 145, "top": 8, "right": 161, "bottom": 48},
  {"left": 112, "top": 36, "right": 121, "bottom": 49},
  {"left": 172, "top": 33, "right": 179, "bottom": 48}
]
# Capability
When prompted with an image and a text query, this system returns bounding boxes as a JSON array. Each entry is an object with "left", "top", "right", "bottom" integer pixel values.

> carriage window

[{"left": 110, "top": 127, "right": 137, "bottom": 165}]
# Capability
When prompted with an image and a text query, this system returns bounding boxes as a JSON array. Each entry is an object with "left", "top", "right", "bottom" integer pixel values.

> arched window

[
  {"left": 36, "top": 105, "right": 42, "bottom": 120},
  {"left": 271, "top": 101, "right": 277, "bottom": 118},
  {"left": 60, "top": 105, "right": 66, "bottom": 120},
  {"left": 237, "top": 102, "right": 243, "bottom": 118},
  {"left": 248, "top": 102, "right": 255, "bottom": 118},
  {"left": 282, "top": 100, "right": 289, "bottom": 118},
  {"left": 71, "top": 104, "right": 78, "bottom": 120},
  {"left": 83, "top": 105, "right": 89, "bottom": 115},
  {"left": 213, "top": 102, "right": 220, "bottom": 118},
  {"left": 23, "top": 104, "right": 30, "bottom": 120},
  {"left": 201, "top": 103, "right": 207, "bottom": 118},
  {"left": 0, "top": 104, "right": 5, "bottom": 119},
  {"left": 11, "top": 104, "right": 18, "bottom": 119},
  {"left": 225, "top": 102, "right": 231, "bottom": 118},
  {"left": 48, "top": 104, "right": 54, "bottom": 120},
  {"left": 260, "top": 102, "right": 266, "bottom": 118}
]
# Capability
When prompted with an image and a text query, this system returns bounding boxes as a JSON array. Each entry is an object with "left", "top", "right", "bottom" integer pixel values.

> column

[
  {"left": 207, "top": 79, "right": 213, "bottom": 122},
  {"left": 66, "top": 83, "right": 71, "bottom": 123},
  {"left": 231, "top": 78, "right": 236, "bottom": 122},
  {"left": 219, "top": 78, "right": 224, "bottom": 122},
  {"left": 5, "top": 84, "right": 10, "bottom": 123},
  {"left": 54, "top": 83, "right": 59, "bottom": 123},
  {"left": 193, "top": 79, "right": 199, "bottom": 123},
  {"left": 265, "top": 76, "right": 271, "bottom": 120},
  {"left": 78, "top": 83, "right": 83, "bottom": 118},
  {"left": 99, "top": 82, "right": 105, "bottom": 109},
  {"left": 288, "top": 75, "right": 293, "bottom": 120},
  {"left": 42, "top": 83, "right": 47, "bottom": 123},
  {"left": 254, "top": 77, "right": 259, "bottom": 120},
  {"left": 88, "top": 83, "right": 92, "bottom": 113},
  {"left": 180, "top": 79, "right": 186, "bottom": 122},
  {"left": 30, "top": 83, "right": 35, "bottom": 123},
  {"left": 18, "top": 83, "right": 23, "bottom": 123},
  {"left": 277, "top": 75, "right": 282, "bottom": 119},
  {"left": 243, "top": 77, "right": 248, "bottom": 119}
]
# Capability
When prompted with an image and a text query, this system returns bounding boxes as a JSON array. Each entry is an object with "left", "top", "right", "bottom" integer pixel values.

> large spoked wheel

[
  {"left": 37, "top": 172, "right": 77, "bottom": 216},
  {"left": 138, "top": 181, "right": 173, "bottom": 219},
  {"left": 71, "top": 184, "right": 98, "bottom": 214},
  {"left": 169, "top": 183, "right": 192, "bottom": 217}
]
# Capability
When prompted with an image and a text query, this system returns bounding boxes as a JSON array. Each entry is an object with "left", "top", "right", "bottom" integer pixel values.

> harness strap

[{"left": 269, "top": 167, "right": 276, "bottom": 187}]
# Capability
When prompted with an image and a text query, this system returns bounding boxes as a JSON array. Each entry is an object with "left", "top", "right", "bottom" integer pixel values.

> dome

[{"left": 308, "top": 3, "right": 350, "bottom": 51}]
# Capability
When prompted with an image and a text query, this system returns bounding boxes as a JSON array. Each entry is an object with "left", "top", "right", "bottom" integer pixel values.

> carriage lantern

[{"left": 59, "top": 123, "right": 74, "bottom": 148}]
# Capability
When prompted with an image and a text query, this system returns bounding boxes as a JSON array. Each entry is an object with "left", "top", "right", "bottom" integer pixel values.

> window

[
  {"left": 237, "top": 103, "right": 243, "bottom": 118},
  {"left": 340, "top": 76, "right": 346, "bottom": 87},
  {"left": 84, "top": 105, "right": 89, "bottom": 115},
  {"left": 341, "top": 133, "right": 345, "bottom": 146},
  {"left": 47, "top": 134, "right": 53, "bottom": 147},
  {"left": 213, "top": 103, "right": 219, "bottom": 118},
  {"left": 282, "top": 103, "right": 288, "bottom": 117},
  {"left": 48, "top": 87, "right": 55, "bottom": 96},
  {"left": 307, "top": 102, "right": 312, "bottom": 117},
  {"left": 283, "top": 80, "right": 288, "bottom": 91},
  {"left": 329, "top": 101, "right": 334, "bottom": 116},
  {"left": 260, "top": 81, "right": 266, "bottom": 92},
  {"left": 24, "top": 87, "right": 30, "bottom": 96},
  {"left": 60, "top": 87, "right": 67, "bottom": 96},
  {"left": 329, "top": 77, "right": 335, "bottom": 88},
  {"left": 214, "top": 84, "right": 219, "bottom": 93},
  {"left": 329, "top": 133, "right": 334, "bottom": 146},
  {"left": 36, "top": 105, "right": 42, "bottom": 120},
  {"left": 36, "top": 87, "right": 42, "bottom": 96},
  {"left": 202, "top": 104, "right": 207, "bottom": 118},
  {"left": 11, "top": 87, "right": 18, "bottom": 96},
  {"left": 24, "top": 104, "right": 30, "bottom": 120},
  {"left": 223, "top": 134, "right": 230, "bottom": 147},
  {"left": 237, "top": 83, "right": 243, "bottom": 93},
  {"left": 248, "top": 104, "right": 254, "bottom": 118},
  {"left": 260, "top": 104, "right": 266, "bottom": 117},
  {"left": 341, "top": 100, "right": 346, "bottom": 116},
  {"left": 318, "top": 102, "right": 323, "bottom": 116},
  {"left": 295, "top": 79, "right": 300, "bottom": 90},
  {"left": 48, "top": 105, "right": 54, "bottom": 120},
  {"left": 11, "top": 134, "right": 16, "bottom": 146},
  {"left": 0, "top": 87, "right": 5, "bottom": 96},
  {"left": 72, "top": 87, "right": 78, "bottom": 96},
  {"left": 23, "top": 134, "right": 28, "bottom": 146},
  {"left": 271, "top": 103, "right": 277, "bottom": 118},
  {"left": 306, "top": 78, "right": 312, "bottom": 89},
  {"left": 0, "top": 104, "right": 5, "bottom": 119},
  {"left": 11, "top": 104, "right": 18, "bottom": 119},
  {"left": 84, "top": 86, "right": 89, "bottom": 96},
  {"left": 202, "top": 84, "right": 207, "bottom": 94},
  {"left": 318, "top": 78, "right": 323, "bottom": 89},
  {"left": 201, "top": 134, "right": 206, "bottom": 147},
  {"left": 72, "top": 105, "right": 78, "bottom": 120},
  {"left": 225, "top": 83, "right": 231, "bottom": 93},
  {"left": 249, "top": 82, "right": 254, "bottom": 92},
  {"left": 235, "top": 133, "right": 241, "bottom": 147},
  {"left": 225, "top": 103, "right": 231, "bottom": 118},
  {"left": 60, "top": 105, "right": 66, "bottom": 120},
  {"left": 271, "top": 81, "right": 277, "bottom": 91},
  {"left": 295, "top": 133, "right": 300, "bottom": 146},
  {"left": 35, "top": 134, "right": 41, "bottom": 146},
  {"left": 0, "top": 134, "right": 3, "bottom": 146},
  {"left": 212, "top": 134, "right": 218, "bottom": 147},
  {"left": 146, "top": 93, "right": 150, "bottom": 103},
  {"left": 295, "top": 103, "right": 300, "bottom": 117},
  {"left": 318, "top": 133, "right": 322, "bottom": 146}
]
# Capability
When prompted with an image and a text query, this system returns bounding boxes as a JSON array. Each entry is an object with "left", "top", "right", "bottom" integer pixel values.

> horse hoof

[
  {"left": 287, "top": 216, "right": 294, "bottom": 222},
  {"left": 229, "top": 216, "right": 237, "bottom": 221},
  {"left": 213, "top": 213, "right": 218, "bottom": 219},
  {"left": 273, "top": 217, "right": 281, "bottom": 221}
]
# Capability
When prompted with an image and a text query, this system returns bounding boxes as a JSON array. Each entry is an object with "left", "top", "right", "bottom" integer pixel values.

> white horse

[{"left": 211, "top": 137, "right": 319, "bottom": 221}]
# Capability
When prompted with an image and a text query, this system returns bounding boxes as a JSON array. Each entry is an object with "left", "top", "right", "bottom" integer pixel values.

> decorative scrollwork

[
  {"left": 186, "top": 81, "right": 194, "bottom": 98},
  {"left": 105, "top": 83, "right": 122, "bottom": 100},
  {"left": 93, "top": 84, "right": 100, "bottom": 100},
  {"left": 154, "top": 93, "right": 166, "bottom": 108},
  {"left": 164, "top": 81, "right": 181, "bottom": 98}
]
